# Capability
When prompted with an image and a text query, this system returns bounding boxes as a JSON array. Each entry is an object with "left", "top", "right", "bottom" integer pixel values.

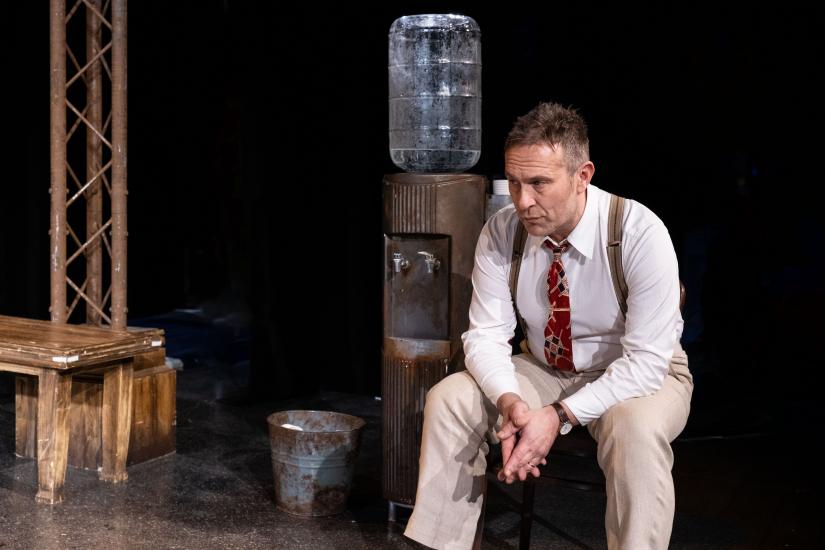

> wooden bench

[{"left": 0, "top": 315, "right": 164, "bottom": 504}]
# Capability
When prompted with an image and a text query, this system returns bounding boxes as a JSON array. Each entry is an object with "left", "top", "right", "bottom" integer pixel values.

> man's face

[{"left": 504, "top": 143, "right": 591, "bottom": 240}]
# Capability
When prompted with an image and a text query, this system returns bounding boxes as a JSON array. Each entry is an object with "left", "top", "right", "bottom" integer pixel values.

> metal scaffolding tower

[{"left": 50, "top": 0, "right": 128, "bottom": 329}]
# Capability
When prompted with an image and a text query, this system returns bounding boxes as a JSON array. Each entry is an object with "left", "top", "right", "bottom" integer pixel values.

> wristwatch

[{"left": 551, "top": 402, "right": 573, "bottom": 435}]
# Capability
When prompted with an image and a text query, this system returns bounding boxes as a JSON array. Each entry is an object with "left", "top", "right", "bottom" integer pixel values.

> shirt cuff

[
  {"left": 478, "top": 371, "right": 522, "bottom": 409},
  {"left": 560, "top": 383, "right": 608, "bottom": 426}
]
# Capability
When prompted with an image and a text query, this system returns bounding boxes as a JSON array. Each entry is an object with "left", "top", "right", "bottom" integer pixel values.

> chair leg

[{"left": 520, "top": 476, "right": 536, "bottom": 550}]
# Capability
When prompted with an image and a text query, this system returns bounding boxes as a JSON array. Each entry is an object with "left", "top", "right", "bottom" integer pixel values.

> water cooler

[{"left": 381, "top": 14, "right": 488, "bottom": 518}]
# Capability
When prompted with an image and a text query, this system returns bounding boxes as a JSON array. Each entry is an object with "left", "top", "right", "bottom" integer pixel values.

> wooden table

[{"left": 0, "top": 315, "right": 164, "bottom": 504}]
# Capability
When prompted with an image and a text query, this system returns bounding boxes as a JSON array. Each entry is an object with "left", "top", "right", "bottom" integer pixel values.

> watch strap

[{"left": 551, "top": 402, "right": 571, "bottom": 433}]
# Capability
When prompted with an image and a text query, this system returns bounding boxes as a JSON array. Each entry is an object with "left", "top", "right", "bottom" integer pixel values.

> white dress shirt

[{"left": 461, "top": 183, "right": 683, "bottom": 424}]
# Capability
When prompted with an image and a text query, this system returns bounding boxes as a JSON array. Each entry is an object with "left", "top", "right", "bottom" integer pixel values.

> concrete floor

[{"left": 0, "top": 343, "right": 822, "bottom": 548}]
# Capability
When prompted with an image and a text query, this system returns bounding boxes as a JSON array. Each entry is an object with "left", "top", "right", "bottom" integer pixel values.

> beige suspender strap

[
  {"left": 509, "top": 219, "right": 530, "bottom": 352},
  {"left": 607, "top": 193, "right": 629, "bottom": 317}
]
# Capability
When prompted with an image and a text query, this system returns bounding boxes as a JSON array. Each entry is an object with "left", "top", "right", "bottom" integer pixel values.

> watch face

[{"left": 559, "top": 422, "right": 573, "bottom": 435}]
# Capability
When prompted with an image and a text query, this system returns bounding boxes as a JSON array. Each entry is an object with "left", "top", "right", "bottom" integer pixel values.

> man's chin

[{"left": 520, "top": 219, "right": 549, "bottom": 236}]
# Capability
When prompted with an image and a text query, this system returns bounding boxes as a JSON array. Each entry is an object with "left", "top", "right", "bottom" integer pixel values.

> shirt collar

[{"left": 542, "top": 184, "right": 598, "bottom": 260}]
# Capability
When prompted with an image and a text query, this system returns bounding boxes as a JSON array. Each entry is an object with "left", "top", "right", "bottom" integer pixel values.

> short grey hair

[{"left": 505, "top": 102, "right": 590, "bottom": 174}]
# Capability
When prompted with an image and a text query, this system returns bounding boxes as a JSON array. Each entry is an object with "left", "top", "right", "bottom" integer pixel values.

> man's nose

[{"left": 512, "top": 186, "right": 535, "bottom": 211}]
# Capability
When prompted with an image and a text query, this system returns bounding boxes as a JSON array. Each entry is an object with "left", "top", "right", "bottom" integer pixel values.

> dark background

[{"left": 3, "top": 4, "right": 824, "bottom": 429}]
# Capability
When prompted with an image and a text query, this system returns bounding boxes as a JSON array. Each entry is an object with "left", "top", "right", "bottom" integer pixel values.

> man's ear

[{"left": 577, "top": 161, "right": 595, "bottom": 191}]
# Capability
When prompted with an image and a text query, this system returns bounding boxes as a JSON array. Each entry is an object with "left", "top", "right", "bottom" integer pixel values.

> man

[{"left": 404, "top": 102, "right": 693, "bottom": 550}]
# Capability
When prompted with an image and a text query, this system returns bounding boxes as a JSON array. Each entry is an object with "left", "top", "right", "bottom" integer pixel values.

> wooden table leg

[
  {"left": 100, "top": 360, "right": 134, "bottom": 482},
  {"left": 35, "top": 370, "right": 72, "bottom": 504},
  {"left": 15, "top": 375, "right": 38, "bottom": 458}
]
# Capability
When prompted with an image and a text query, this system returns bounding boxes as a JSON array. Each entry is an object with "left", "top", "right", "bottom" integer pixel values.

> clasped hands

[{"left": 495, "top": 393, "right": 560, "bottom": 484}]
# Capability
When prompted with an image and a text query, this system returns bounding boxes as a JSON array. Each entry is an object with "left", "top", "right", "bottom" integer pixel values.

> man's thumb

[{"left": 497, "top": 421, "right": 517, "bottom": 440}]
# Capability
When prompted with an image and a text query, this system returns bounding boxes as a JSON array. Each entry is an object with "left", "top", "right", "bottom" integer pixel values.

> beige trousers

[{"left": 404, "top": 346, "right": 693, "bottom": 550}]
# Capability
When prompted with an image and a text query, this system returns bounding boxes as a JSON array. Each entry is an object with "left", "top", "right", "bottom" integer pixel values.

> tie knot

[{"left": 543, "top": 240, "right": 569, "bottom": 255}]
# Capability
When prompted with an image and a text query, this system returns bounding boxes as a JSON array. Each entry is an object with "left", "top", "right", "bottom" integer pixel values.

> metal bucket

[{"left": 267, "top": 410, "right": 366, "bottom": 516}]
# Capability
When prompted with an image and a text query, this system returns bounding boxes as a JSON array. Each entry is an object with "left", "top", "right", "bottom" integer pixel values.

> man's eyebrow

[{"left": 503, "top": 174, "right": 550, "bottom": 183}]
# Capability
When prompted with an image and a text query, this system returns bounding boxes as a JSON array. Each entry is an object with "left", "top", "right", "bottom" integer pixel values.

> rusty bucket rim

[{"left": 266, "top": 409, "right": 366, "bottom": 434}]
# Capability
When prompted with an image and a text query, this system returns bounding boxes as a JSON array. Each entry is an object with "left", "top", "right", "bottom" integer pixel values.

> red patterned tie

[{"left": 543, "top": 240, "right": 574, "bottom": 371}]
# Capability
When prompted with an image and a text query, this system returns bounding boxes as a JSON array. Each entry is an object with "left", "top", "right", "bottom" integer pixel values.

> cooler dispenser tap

[
  {"left": 392, "top": 252, "right": 410, "bottom": 273},
  {"left": 418, "top": 251, "right": 441, "bottom": 274}
]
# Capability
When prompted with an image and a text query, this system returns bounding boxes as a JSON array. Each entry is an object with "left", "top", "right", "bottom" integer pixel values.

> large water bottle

[{"left": 389, "top": 14, "right": 481, "bottom": 173}]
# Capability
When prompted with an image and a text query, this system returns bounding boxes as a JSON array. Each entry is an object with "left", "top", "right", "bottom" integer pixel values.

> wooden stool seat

[{"left": 0, "top": 315, "right": 164, "bottom": 504}]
